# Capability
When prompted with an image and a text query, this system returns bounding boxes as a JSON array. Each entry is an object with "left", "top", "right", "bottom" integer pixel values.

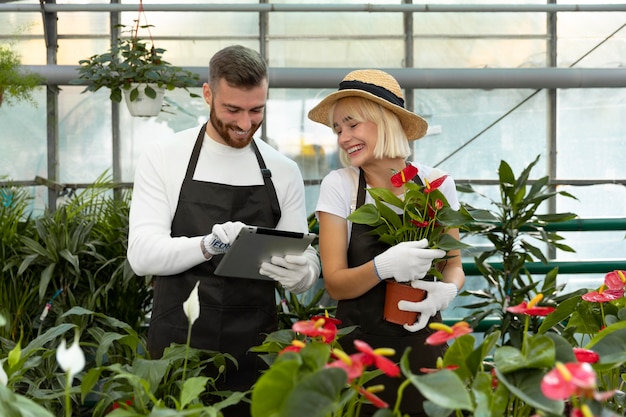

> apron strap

[{"left": 251, "top": 140, "right": 282, "bottom": 225}]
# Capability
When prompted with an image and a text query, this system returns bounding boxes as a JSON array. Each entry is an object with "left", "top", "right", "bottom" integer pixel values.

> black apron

[
  {"left": 147, "top": 124, "right": 281, "bottom": 396},
  {"left": 337, "top": 168, "right": 447, "bottom": 417}
]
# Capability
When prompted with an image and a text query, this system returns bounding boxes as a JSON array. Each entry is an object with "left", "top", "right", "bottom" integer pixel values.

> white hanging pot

[{"left": 123, "top": 83, "right": 165, "bottom": 117}]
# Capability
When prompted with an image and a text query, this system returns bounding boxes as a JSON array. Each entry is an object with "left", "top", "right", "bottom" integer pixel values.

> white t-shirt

[
  {"left": 128, "top": 125, "right": 310, "bottom": 276},
  {"left": 315, "top": 163, "right": 460, "bottom": 242}
]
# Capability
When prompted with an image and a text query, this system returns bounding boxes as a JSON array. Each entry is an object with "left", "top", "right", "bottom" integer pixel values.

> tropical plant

[
  {"left": 459, "top": 154, "right": 580, "bottom": 346},
  {"left": 0, "top": 44, "right": 44, "bottom": 108},
  {"left": 347, "top": 165, "right": 473, "bottom": 260},
  {"left": 71, "top": 22, "right": 199, "bottom": 106}
]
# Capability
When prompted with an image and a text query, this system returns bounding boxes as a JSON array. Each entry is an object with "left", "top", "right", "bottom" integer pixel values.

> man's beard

[{"left": 209, "top": 105, "right": 261, "bottom": 149}]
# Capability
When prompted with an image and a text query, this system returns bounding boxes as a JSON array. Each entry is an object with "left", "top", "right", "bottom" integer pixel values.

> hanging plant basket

[
  {"left": 70, "top": 3, "right": 199, "bottom": 117},
  {"left": 383, "top": 279, "right": 426, "bottom": 325},
  {"left": 123, "top": 83, "right": 165, "bottom": 117}
]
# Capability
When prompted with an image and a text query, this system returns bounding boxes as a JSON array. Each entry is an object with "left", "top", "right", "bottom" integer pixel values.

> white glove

[
  {"left": 259, "top": 254, "right": 316, "bottom": 294},
  {"left": 373, "top": 239, "right": 445, "bottom": 282},
  {"left": 398, "top": 280, "right": 458, "bottom": 332},
  {"left": 202, "top": 221, "right": 246, "bottom": 257}
]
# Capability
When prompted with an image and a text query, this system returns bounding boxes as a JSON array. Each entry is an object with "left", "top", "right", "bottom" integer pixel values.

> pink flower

[
  {"left": 581, "top": 285, "right": 624, "bottom": 303},
  {"left": 540, "top": 362, "right": 597, "bottom": 400},
  {"left": 425, "top": 321, "right": 473, "bottom": 346},
  {"left": 572, "top": 347, "right": 600, "bottom": 364},
  {"left": 506, "top": 294, "right": 555, "bottom": 316},
  {"left": 604, "top": 269, "right": 626, "bottom": 290}
]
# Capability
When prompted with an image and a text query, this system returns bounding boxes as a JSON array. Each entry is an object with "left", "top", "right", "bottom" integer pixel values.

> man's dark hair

[{"left": 209, "top": 45, "right": 268, "bottom": 90}]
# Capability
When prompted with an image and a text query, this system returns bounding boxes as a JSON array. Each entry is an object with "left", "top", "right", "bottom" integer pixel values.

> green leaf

[
  {"left": 495, "top": 368, "right": 564, "bottom": 415},
  {"left": 494, "top": 335, "right": 554, "bottom": 373},
  {"left": 280, "top": 368, "right": 347, "bottom": 417},
  {"left": 179, "top": 376, "right": 210, "bottom": 409},
  {"left": 407, "top": 370, "right": 474, "bottom": 412},
  {"left": 251, "top": 359, "right": 300, "bottom": 417}
]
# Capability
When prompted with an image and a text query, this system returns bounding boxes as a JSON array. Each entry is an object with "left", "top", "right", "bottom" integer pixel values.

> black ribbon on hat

[{"left": 339, "top": 80, "right": 405, "bottom": 109}]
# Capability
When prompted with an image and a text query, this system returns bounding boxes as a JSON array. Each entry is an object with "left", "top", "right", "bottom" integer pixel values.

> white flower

[
  {"left": 183, "top": 280, "right": 200, "bottom": 326},
  {"left": 56, "top": 333, "right": 85, "bottom": 381},
  {"left": 0, "top": 359, "right": 7, "bottom": 386}
]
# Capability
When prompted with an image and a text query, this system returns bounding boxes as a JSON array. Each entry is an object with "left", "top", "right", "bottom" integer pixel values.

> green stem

[
  {"left": 393, "top": 379, "right": 411, "bottom": 416},
  {"left": 64, "top": 373, "right": 71, "bottom": 417},
  {"left": 182, "top": 321, "right": 192, "bottom": 386}
]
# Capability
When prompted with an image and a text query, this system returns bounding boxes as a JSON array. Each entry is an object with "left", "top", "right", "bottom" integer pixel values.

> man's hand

[
  {"left": 202, "top": 221, "right": 245, "bottom": 258},
  {"left": 260, "top": 254, "right": 316, "bottom": 293}
]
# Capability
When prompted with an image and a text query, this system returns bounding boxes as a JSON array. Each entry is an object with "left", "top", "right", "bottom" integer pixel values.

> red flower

[
  {"left": 572, "top": 347, "right": 600, "bottom": 364},
  {"left": 506, "top": 294, "right": 555, "bottom": 316},
  {"left": 424, "top": 175, "right": 448, "bottom": 194},
  {"left": 410, "top": 219, "right": 429, "bottom": 228},
  {"left": 279, "top": 339, "right": 306, "bottom": 355},
  {"left": 358, "top": 385, "right": 388, "bottom": 409},
  {"left": 390, "top": 165, "right": 419, "bottom": 187},
  {"left": 425, "top": 321, "right": 473, "bottom": 346},
  {"left": 292, "top": 316, "right": 338, "bottom": 343},
  {"left": 603, "top": 269, "right": 626, "bottom": 291},
  {"left": 581, "top": 285, "right": 624, "bottom": 303},
  {"left": 353, "top": 340, "right": 400, "bottom": 377},
  {"left": 326, "top": 349, "right": 366, "bottom": 382}
]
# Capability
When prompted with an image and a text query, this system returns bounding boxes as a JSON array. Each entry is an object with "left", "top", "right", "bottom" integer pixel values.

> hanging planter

[
  {"left": 70, "top": 2, "right": 199, "bottom": 116},
  {"left": 382, "top": 279, "right": 426, "bottom": 325},
  {"left": 123, "top": 83, "right": 165, "bottom": 117}
]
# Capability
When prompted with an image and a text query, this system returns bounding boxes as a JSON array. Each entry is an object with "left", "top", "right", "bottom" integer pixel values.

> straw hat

[{"left": 307, "top": 69, "right": 428, "bottom": 141}]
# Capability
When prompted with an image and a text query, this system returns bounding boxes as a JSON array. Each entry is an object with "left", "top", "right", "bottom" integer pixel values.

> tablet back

[{"left": 213, "top": 226, "right": 316, "bottom": 280}]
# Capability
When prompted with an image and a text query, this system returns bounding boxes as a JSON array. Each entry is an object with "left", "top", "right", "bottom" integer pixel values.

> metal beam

[
  {"left": 30, "top": 65, "right": 626, "bottom": 89},
  {"left": 3, "top": 3, "right": 626, "bottom": 13}
]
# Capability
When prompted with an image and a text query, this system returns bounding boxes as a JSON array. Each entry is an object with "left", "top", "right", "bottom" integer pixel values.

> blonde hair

[{"left": 329, "top": 97, "right": 411, "bottom": 167}]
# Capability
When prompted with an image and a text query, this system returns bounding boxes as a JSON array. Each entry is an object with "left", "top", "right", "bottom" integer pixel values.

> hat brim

[{"left": 307, "top": 89, "right": 428, "bottom": 141}]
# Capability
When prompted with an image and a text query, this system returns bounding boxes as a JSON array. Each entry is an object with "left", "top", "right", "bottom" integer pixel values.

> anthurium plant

[
  {"left": 248, "top": 269, "right": 625, "bottom": 417},
  {"left": 346, "top": 164, "right": 474, "bottom": 279}
]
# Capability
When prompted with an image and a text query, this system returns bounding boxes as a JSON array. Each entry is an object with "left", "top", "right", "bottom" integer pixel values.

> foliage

[
  {"left": 71, "top": 23, "right": 199, "bottom": 104},
  {"left": 459, "top": 155, "right": 580, "bottom": 346},
  {"left": 0, "top": 174, "right": 152, "bottom": 342},
  {"left": 0, "top": 44, "right": 44, "bottom": 107}
]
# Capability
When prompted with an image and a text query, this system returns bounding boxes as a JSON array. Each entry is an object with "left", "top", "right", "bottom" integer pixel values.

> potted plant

[
  {"left": 71, "top": 24, "right": 200, "bottom": 117},
  {"left": 0, "top": 44, "right": 44, "bottom": 108},
  {"left": 347, "top": 165, "right": 473, "bottom": 325}
]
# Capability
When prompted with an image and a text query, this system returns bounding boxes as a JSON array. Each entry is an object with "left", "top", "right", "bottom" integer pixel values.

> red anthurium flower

[
  {"left": 279, "top": 339, "right": 306, "bottom": 355},
  {"left": 570, "top": 404, "right": 595, "bottom": 417},
  {"left": 424, "top": 175, "right": 448, "bottom": 194},
  {"left": 506, "top": 294, "right": 556, "bottom": 316},
  {"left": 353, "top": 340, "right": 400, "bottom": 377},
  {"left": 603, "top": 270, "right": 626, "bottom": 291},
  {"left": 572, "top": 347, "right": 600, "bottom": 364},
  {"left": 434, "top": 199, "right": 444, "bottom": 210},
  {"left": 292, "top": 317, "right": 338, "bottom": 343},
  {"left": 425, "top": 321, "right": 473, "bottom": 346},
  {"left": 540, "top": 362, "right": 597, "bottom": 400},
  {"left": 358, "top": 385, "right": 389, "bottom": 409},
  {"left": 326, "top": 349, "right": 365, "bottom": 382},
  {"left": 410, "top": 219, "right": 429, "bottom": 228},
  {"left": 390, "top": 165, "right": 419, "bottom": 187},
  {"left": 581, "top": 285, "right": 624, "bottom": 303}
]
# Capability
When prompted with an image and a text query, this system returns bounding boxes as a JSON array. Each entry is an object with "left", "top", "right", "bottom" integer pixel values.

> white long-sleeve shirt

[{"left": 128, "top": 125, "right": 316, "bottom": 277}]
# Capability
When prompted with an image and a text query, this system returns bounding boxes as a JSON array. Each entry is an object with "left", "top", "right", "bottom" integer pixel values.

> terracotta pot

[{"left": 383, "top": 279, "right": 426, "bottom": 325}]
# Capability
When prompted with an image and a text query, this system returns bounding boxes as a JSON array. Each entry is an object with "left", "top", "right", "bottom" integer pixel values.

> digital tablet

[{"left": 214, "top": 226, "right": 317, "bottom": 280}]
